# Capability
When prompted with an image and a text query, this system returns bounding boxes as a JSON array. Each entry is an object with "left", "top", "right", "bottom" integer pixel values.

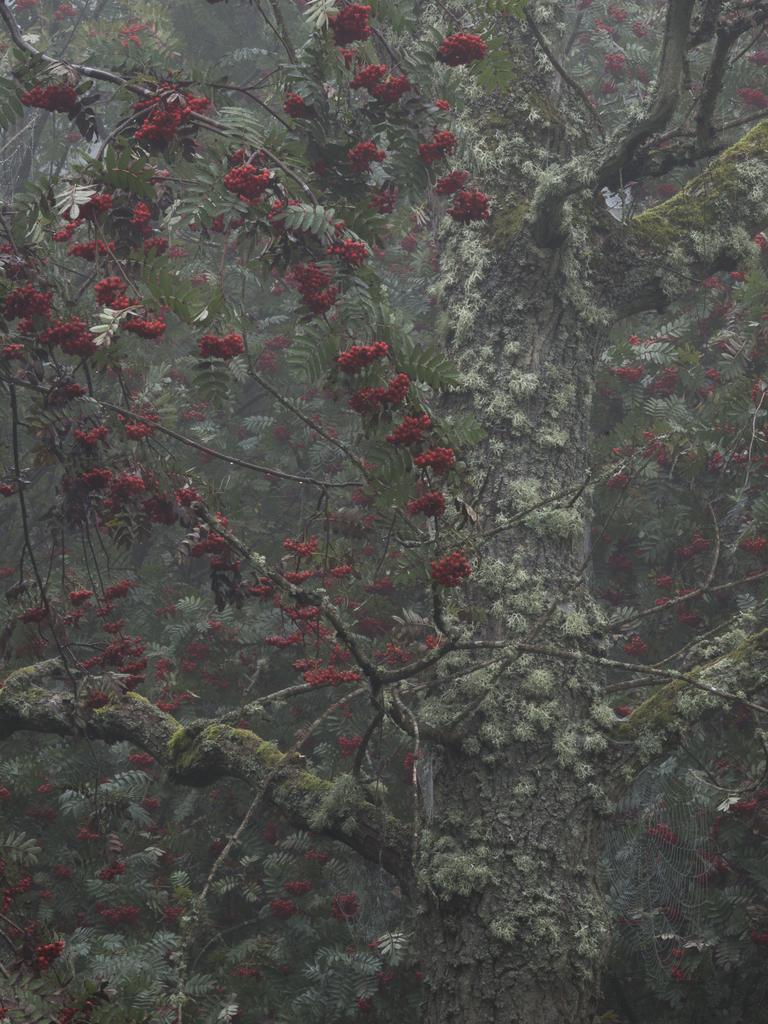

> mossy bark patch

[{"left": 630, "top": 121, "right": 768, "bottom": 250}]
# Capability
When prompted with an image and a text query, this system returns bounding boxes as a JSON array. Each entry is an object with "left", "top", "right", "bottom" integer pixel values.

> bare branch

[
  {"left": 1, "top": 375, "right": 358, "bottom": 490},
  {"left": 0, "top": 0, "right": 148, "bottom": 94},
  {"left": 694, "top": 28, "right": 736, "bottom": 147}
]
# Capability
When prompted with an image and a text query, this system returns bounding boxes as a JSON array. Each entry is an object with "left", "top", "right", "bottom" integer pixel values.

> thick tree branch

[
  {"left": 609, "top": 112, "right": 766, "bottom": 186},
  {"left": 530, "top": 0, "right": 697, "bottom": 245},
  {"left": 694, "top": 28, "right": 735, "bottom": 147},
  {"left": 617, "top": 120, "right": 768, "bottom": 311},
  {"left": 0, "top": 661, "right": 413, "bottom": 882}
]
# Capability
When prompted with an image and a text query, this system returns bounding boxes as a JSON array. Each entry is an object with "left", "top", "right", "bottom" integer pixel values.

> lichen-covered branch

[
  {"left": 0, "top": 661, "right": 413, "bottom": 882},
  {"left": 622, "top": 120, "right": 768, "bottom": 302},
  {"left": 617, "top": 624, "right": 768, "bottom": 750}
]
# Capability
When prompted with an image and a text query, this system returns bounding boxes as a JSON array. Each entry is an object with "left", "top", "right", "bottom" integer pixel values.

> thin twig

[
  {"left": 248, "top": 367, "right": 369, "bottom": 475},
  {"left": 525, "top": 9, "right": 604, "bottom": 136},
  {"left": 0, "top": 375, "right": 358, "bottom": 490},
  {"left": 8, "top": 383, "right": 78, "bottom": 683}
]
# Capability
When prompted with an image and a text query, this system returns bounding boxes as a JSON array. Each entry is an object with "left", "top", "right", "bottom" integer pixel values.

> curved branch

[
  {"left": 530, "top": 0, "right": 697, "bottom": 246},
  {"left": 0, "top": 3, "right": 318, "bottom": 206},
  {"left": 259, "top": 0, "right": 297, "bottom": 64},
  {"left": 0, "top": 661, "right": 413, "bottom": 883},
  {"left": 1, "top": 375, "right": 359, "bottom": 490},
  {"left": 0, "top": 0, "right": 148, "bottom": 94},
  {"left": 524, "top": 9, "right": 603, "bottom": 137},
  {"left": 694, "top": 28, "right": 735, "bottom": 147}
]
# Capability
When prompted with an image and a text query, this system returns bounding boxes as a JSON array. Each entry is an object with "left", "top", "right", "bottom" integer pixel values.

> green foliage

[{"left": 98, "top": 147, "right": 157, "bottom": 199}]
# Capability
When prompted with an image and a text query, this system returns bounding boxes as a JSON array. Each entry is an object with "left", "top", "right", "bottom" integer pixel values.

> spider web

[{"left": 602, "top": 757, "right": 719, "bottom": 979}]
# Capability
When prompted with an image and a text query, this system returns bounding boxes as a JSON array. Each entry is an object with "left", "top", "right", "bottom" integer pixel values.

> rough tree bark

[{"left": 411, "top": 226, "right": 610, "bottom": 1024}]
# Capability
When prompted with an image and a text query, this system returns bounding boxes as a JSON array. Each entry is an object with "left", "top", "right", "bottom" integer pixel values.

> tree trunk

[
  {"left": 416, "top": 756, "right": 607, "bottom": 1024},
  {"left": 413, "top": 175, "right": 616, "bottom": 1018}
]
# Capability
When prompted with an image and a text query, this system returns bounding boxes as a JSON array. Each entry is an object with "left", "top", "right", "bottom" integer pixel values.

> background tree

[{"left": 0, "top": 1, "right": 768, "bottom": 1023}]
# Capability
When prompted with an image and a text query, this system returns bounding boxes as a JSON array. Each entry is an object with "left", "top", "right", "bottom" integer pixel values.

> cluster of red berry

[
  {"left": 283, "top": 92, "right": 310, "bottom": 117},
  {"left": 74, "top": 426, "right": 108, "bottom": 448},
  {"left": 335, "top": 341, "right": 389, "bottom": 373},
  {"left": 71, "top": 192, "right": 112, "bottom": 220},
  {"left": 198, "top": 332, "right": 245, "bottom": 360},
  {"left": 33, "top": 940, "right": 65, "bottom": 972},
  {"left": 302, "top": 665, "right": 362, "bottom": 686},
  {"left": 436, "top": 32, "right": 488, "bottom": 66},
  {"left": 448, "top": 188, "right": 490, "bottom": 223},
  {"left": 326, "top": 238, "right": 369, "bottom": 266},
  {"left": 5, "top": 284, "right": 51, "bottom": 319},
  {"left": 418, "top": 129, "right": 457, "bottom": 165},
  {"left": 94, "top": 276, "right": 128, "bottom": 306},
  {"left": 434, "top": 170, "right": 471, "bottom": 195},
  {"left": 349, "top": 373, "right": 410, "bottom": 413},
  {"left": 414, "top": 447, "right": 455, "bottom": 474},
  {"left": 98, "top": 861, "right": 126, "bottom": 881},
  {"left": 41, "top": 316, "right": 96, "bottom": 358},
  {"left": 370, "top": 185, "right": 398, "bottom": 213},
  {"left": 132, "top": 90, "right": 211, "bottom": 144},
  {"left": 96, "top": 904, "right": 140, "bottom": 925},
  {"left": 430, "top": 550, "right": 472, "bottom": 587},
  {"left": 288, "top": 263, "right": 338, "bottom": 315},
  {"left": 623, "top": 634, "right": 648, "bottom": 656},
  {"left": 21, "top": 84, "right": 78, "bottom": 112},
  {"left": 331, "top": 892, "right": 360, "bottom": 920},
  {"left": 124, "top": 315, "right": 167, "bottom": 339},
  {"left": 350, "top": 63, "right": 411, "bottom": 103},
  {"left": 223, "top": 163, "right": 272, "bottom": 201},
  {"left": 348, "top": 139, "right": 387, "bottom": 172},
  {"left": 283, "top": 535, "right": 319, "bottom": 557},
  {"left": 270, "top": 898, "right": 298, "bottom": 918},
  {"left": 328, "top": 4, "right": 371, "bottom": 45},
  {"left": 68, "top": 239, "right": 115, "bottom": 261},
  {"left": 386, "top": 413, "right": 431, "bottom": 446},
  {"left": 337, "top": 735, "right": 363, "bottom": 757},
  {"left": 407, "top": 491, "right": 446, "bottom": 518}
]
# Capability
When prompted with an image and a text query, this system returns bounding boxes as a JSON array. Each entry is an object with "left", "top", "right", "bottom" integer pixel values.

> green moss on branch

[
  {"left": 630, "top": 122, "right": 768, "bottom": 251},
  {"left": 0, "top": 661, "right": 413, "bottom": 881}
]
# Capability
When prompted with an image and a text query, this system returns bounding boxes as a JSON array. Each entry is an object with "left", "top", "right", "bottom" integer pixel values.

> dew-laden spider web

[{"left": 602, "top": 758, "right": 720, "bottom": 981}]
